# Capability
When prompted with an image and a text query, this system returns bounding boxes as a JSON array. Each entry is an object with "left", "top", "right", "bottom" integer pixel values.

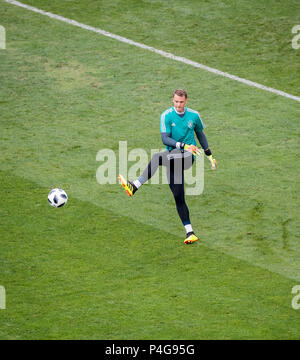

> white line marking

[{"left": 6, "top": 0, "right": 300, "bottom": 103}]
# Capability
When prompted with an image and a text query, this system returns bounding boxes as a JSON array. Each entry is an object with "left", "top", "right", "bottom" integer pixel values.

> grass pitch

[{"left": 0, "top": 0, "right": 299, "bottom": 339}]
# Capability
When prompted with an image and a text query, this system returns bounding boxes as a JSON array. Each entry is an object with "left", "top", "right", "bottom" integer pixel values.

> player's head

[
  {"left": 173, "top": 89, "right": 187, "bottom": 99},
  {"left": 173, "top": 89, "right": 188, "bottom": 113}
]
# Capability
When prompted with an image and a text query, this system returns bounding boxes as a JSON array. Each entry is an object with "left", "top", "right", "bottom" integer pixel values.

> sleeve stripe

[
  {"left": 200, "top": 118, "right": 206, "bottom": 129},
  {"left": 160, "top": 108, "right": 173, "bottom": 133},
  {"left": 161, "top": 113, "right": 166, "bottom": 132}
]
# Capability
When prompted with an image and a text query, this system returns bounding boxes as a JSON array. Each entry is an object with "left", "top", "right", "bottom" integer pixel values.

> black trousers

[{"left": 141, "top": 150, "right": 194, "bottom": 226}]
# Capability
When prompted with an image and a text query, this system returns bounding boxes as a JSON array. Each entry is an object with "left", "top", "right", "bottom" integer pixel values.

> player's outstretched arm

[{"left": 195, "top": 130, "right": 217, "bottom": 169}]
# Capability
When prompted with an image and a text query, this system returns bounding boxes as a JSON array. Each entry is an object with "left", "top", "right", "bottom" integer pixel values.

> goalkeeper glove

[
  {"left": 180, "top": 143, "right": 202, "bottom": 157},
  {"left": 207, "top": 154, "right": 217, "bottom": 170}
]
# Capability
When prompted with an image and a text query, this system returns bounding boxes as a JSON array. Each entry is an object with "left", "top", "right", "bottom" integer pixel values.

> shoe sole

[
  {"left": 118, "top": 174, "right": 133, "bottom": 197},
  {"left": 184, "top": 237, "right": 199, "bottom": 245}
]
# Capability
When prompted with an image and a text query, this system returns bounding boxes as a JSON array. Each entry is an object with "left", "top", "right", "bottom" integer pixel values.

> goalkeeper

[{"left": 119, "top": 89, "right": 217, "bottom": 244}]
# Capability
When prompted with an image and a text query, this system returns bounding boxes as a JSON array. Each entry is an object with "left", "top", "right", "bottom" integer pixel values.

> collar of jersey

[{"left": 173, "top": 106, "right": 187, "bottom": 116}]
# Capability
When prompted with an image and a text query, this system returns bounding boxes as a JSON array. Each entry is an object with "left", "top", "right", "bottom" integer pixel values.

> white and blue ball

[{"left": 48, "top": 188, "right": 68, "bottom": 208}]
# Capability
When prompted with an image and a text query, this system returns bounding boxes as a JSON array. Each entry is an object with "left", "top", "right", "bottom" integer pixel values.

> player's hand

[
  {"left": 183, "top": 144, "right": 202, "bottom": 157},
  {"left": 207, "top": 155, "right": 217, "bottom": 170}
]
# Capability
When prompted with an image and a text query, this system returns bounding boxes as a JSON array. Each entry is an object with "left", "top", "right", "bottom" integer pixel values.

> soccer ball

[{"left": 48, "top": 188, "right": 68, "bottom": 208}]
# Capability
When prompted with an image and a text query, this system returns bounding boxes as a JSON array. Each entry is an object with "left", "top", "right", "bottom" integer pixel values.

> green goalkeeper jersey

[{"left": 160, "top": 106, "right": 205, "bottom": 151}]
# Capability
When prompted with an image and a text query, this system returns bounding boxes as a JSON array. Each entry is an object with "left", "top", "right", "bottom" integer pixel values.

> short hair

[{"left": 173, "top": 89, "right": 188, "bottom": 98}]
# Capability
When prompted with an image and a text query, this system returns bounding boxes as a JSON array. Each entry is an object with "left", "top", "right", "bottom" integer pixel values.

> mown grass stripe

[{"left": 6, "top": 0, "right": 300, "bottom": 103}]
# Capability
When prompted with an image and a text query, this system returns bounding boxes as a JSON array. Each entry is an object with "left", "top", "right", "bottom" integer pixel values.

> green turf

[
  {"left": 0, "top": 0, "right": 300, "bottom": 339},
  {"left": 0, "top": 171, "right": 299, "bottom": 340},
  {"left": 14, "top": 0, "right": 300, "bottom": 96}
]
